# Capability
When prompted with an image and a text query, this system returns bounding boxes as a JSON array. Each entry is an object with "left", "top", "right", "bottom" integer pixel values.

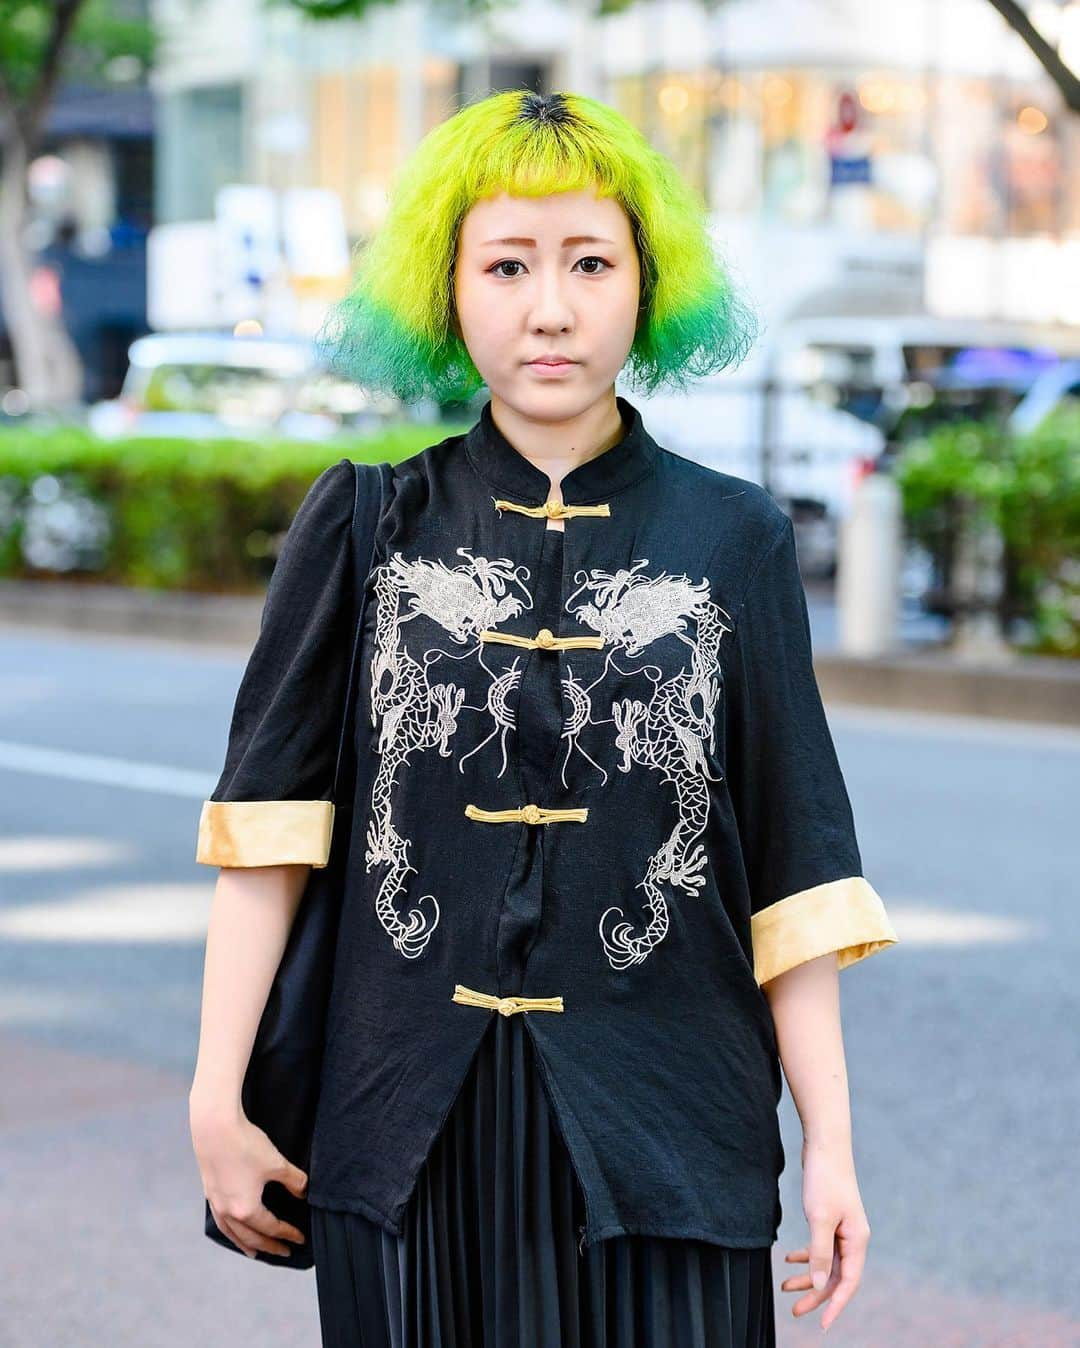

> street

[{"left": 2, "top": 625, "right": 1078, "bottom": 1346}]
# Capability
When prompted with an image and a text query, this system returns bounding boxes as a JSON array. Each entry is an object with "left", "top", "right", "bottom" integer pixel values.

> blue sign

[{"left": 830, "top": 155, "right": 872, "bottom": 187}]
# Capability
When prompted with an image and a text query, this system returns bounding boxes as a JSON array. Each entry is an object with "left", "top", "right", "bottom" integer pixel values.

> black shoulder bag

[{"left": 202, "top": 458, "right": 388, "bottom": 1270}]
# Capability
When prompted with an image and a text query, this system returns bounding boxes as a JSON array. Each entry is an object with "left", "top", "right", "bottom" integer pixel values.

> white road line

[
  {"left": 0, "top": 883, "right": 213, "bottom": 941},
  {"left": 0, "top": 741, "right": 214, "bottom": 798},
  {"left": 1, "top": 700, "right": 1076, "bottom": 806}
]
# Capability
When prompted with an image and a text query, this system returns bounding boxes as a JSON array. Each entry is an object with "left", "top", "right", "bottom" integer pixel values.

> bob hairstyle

[{"left": 315, "top": 88, "right": 758, "bottom": 404}]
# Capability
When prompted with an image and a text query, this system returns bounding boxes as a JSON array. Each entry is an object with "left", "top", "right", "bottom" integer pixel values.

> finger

[
  {"left": 787, "top": 1221, "right": 838, "bottom": 1317},
  {"left": 779, "top": 1260, "right": 831, "bottom": 1307},
  {"left": 821, "top": 1234, "right": 869, "bottom": 1331},
  {"left": 245, "top": 1204, "right": 304, "bottom": 1252},
  {"left": 226, "top": 1216, "right": 294, "bottom": 1258},
  {"left": 821, "top": 1266, "right": 861, "bottom": 1331},
  {"left": 209, "top": 1201, "right": 253, "bottom": 1257},
  {"left": 780, "top": 1247, "right": 809, "bottom": 1292},
  {"left": 250, "top": 1198, "right": 306, "bottom": 1245},
  {"left": 808, "top": 1216, "right": 838, "bottom": 1292},
  {"left": 217, "top": 1214, "right": 258, "bottom": 1259},
  {"left": 268, "top": 1218, "right": 306, "bottom": 1246},
  {"left": 792, "top": 1268, "right": 840, "bottom": 1319},
  {"left": 792, "top": 1276, "right": 834, "bottom": 1317},
  {"left": 274, "top": 1159, "right": 309, "bottom": 1198}
]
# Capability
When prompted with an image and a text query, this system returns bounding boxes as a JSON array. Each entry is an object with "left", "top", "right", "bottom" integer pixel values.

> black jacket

[{"left": 196, "top": 395, "right": 898, "bottom": 1250}]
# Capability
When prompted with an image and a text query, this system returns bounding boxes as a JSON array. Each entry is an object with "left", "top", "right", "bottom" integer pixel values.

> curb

[
  {"left": 0, "top": 579, "right": 264, "bottom": 647},
  {"left": 4, "top": 579, "right": 1078, "bottom": 726},
  {"left": 814, "top": 651, "right": 1080, "bottom": 727}
]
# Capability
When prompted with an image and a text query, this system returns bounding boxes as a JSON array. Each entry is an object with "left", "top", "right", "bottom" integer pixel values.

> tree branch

[
  {"left": 984, "top": 0, "right": 1080, "bottom": 114},
  {"left": 19, "top": 0, "right": 87, "bottom": 150}
]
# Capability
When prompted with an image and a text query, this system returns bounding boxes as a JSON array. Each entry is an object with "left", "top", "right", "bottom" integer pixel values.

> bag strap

[{"left": 329, "top": 459, "right": 389, "bottom": 803}]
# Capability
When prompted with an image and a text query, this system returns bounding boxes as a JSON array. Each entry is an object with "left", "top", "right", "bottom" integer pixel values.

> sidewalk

[
  {"left": 0, "top": 1031, "right": 320, "bottom": 1347},
  {"left": 3, "top": 1027, "right": 1077, "bottom": 1345},
  {"left": 5, "top": 577, "right": 1079, "bottom": 725}
]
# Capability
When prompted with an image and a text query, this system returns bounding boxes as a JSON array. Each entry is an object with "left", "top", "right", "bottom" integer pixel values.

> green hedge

[{"left": 0, "top": 424, "right": 467, "bottom": 591}]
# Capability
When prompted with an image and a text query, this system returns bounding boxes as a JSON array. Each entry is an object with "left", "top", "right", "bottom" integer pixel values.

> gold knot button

[
  {"left": 451, "top": 984, "right": 565, "bottom": 1015},
  {"left": 544, "top": 499, "right": 569, "bottom": 519},
  {"left": 521, "top": 803, "right": 543, "bottom": 824},
  {"left": 535, "top": 628, "right": 555, "bottom": 648}
]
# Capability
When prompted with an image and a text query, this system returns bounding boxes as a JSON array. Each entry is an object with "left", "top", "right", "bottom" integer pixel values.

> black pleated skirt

[{"left": 310, "top": 1011, "right": 776, "bottom": 1348}]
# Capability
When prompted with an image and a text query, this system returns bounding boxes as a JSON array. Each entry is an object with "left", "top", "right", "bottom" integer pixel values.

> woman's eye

[{"left": 488, "top": 257, "right": 611, "bottom": 278}]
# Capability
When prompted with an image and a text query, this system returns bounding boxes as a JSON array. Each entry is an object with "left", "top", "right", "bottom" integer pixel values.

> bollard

[{"left": 837, "top": 468, "right": 902, "bottom": 657}]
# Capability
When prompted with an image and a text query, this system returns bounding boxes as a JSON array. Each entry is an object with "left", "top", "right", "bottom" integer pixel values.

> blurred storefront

[
  {"left": 607, "top": 54, "right": 1074, "bottom": 244},
  {"left": 151, "top": 0, "right": 1080, "bottom": 342},
  {"left": 599, "top": 0, "right": 1080, "bottom": 334}
]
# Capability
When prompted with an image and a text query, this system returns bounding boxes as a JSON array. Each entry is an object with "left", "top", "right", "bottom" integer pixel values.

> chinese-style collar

[{"left": 464, "top": 394, "right": 659, "bottom": 507}]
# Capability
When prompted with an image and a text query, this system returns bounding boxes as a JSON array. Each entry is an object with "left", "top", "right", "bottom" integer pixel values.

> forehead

[{"left": 458, "top": 188, "right": 634, "bottom": 247}]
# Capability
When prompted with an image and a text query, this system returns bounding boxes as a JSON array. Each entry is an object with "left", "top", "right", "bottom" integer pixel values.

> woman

[{"left": 190, "top": 89, "right": 899, "bottom": 1346}]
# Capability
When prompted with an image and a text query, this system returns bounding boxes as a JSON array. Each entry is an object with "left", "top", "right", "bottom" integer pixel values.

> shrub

[
  {"left": 894, "top": 408, "right": 1080, "bottom": 656},
  {"left": 0, "top": 424, "right": 461, "bottom": 591}
]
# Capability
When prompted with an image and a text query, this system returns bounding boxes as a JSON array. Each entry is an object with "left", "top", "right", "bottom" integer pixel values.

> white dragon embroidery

[
  {"left": 564, "top": 562, "right": 733, "bottom": 971},
  {"left": 367, "top": 547, "right": 531, "bottom": 958},
  {"left": 366, "top": 545, "right": 731, "bottom": 971}
]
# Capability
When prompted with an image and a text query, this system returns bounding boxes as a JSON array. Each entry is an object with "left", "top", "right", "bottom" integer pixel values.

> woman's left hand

[{"left": 779, "top": 1139, "right": 871, "bottom": 1333}]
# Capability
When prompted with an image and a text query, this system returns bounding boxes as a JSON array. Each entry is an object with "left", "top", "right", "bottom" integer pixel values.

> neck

[{"left": 487, "top": 391, "right": 626, "bottom": 491}]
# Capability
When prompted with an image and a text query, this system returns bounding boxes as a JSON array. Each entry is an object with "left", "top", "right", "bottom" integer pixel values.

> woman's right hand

[{"left": 190, "top": 1094, "right": 309, "bottom": 1259}]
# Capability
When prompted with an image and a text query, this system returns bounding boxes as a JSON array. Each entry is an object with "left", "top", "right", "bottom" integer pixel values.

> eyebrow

[{"left": 479, "top": 235, "right": 617, "bottom": 247}]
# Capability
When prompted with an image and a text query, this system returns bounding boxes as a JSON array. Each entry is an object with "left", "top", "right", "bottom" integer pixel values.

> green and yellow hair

[{"left": 316, "top": 89, "right": 758, "bottom": 403}]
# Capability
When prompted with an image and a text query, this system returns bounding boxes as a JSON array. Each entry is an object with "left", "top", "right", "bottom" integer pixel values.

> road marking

[
  {"left": 0, "top": 838, "right": 133, "bottom": 871},
  {"left": 0, "top": 883, "right": 213, "bottom": 941},
  {"left": 0, "top": 741, "right": 214, "bottom": 798},
  {"left": 884, "top": 904, "right": 1039, "bottom": 946}
]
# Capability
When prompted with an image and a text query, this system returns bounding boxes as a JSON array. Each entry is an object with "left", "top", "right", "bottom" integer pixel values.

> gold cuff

[
  {"left": 751, "top": 876, "right": 898, "bottom": 986},
  {"left": 196, "top": 799, "right": 335, "bottom": 868}
]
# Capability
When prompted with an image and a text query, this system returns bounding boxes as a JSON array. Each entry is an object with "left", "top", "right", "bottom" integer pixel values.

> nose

[{"left": 528, "top": 265, "right": 574, "bottom": 332}]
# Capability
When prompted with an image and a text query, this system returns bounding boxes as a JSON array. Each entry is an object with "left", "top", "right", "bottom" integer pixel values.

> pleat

[{"left": 311, "top": 1012, "right": 776, "bottom": 1348}]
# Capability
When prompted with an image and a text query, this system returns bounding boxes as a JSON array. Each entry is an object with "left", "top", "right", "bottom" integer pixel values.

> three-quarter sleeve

[
  {"left": 722, "top": 514, "right": 898, "bottom": 986},
  {"left": 195, "top": 458, "right": 359, "bottom": 869}
]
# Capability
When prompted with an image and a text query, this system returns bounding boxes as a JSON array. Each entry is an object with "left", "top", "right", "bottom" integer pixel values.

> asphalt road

[{"left": 2, "top": 625, "right": 1078, "bottom": 1347}]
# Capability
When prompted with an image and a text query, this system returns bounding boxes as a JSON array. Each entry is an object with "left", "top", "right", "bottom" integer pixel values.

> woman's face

[{"left": 452, "top": 185, "right": 641, "bottom": 421}]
